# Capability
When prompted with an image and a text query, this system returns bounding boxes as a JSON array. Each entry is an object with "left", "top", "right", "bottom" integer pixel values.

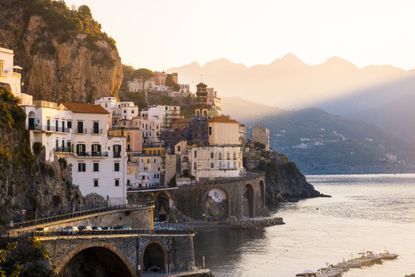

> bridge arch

[
  {"left": 56, "top": 243, "right": 135, "bottom": 277},
  {"left": 204, "top": 187, "right": 229, "bottom": 221},
  {"left": 142, "top": 242, "right": 167, "bottom": 273},
  {"left": 243, "top": 184, "right": 254, "bottom": 218}
]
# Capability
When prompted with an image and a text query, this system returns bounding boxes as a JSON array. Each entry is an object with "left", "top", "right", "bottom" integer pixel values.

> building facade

[{"left": 251, "top": 125, "right": 270, "bottom": 151}]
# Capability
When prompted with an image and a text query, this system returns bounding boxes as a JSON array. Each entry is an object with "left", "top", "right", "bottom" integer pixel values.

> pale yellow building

[{"left": 208, "top": 116, "right": 241, "bottom": 146}]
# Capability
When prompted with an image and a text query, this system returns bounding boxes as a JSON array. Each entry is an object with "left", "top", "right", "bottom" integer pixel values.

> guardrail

[
  {"left": 8, "top": 203, "right": 153, "bottom": 230},
  {"left": 10, "top": 228, "right": 194, "bottom": 238}
]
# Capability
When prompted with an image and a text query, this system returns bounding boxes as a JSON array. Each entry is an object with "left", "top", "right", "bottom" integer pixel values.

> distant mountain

[
  {"left": 347, "top": 93, "right": 415, "bottom": 145},
  {"left": 221, "top": 97, "right": 279, "bottom": 122},
  {"left": 238, "top": 107, "right": 415, "bottom": 174},
  {"left": 168, "top": 54, "right": 415, "bottom": 110}
]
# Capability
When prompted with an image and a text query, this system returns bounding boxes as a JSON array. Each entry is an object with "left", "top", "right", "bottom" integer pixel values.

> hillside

[
  {"left": 241, "top": 107, "right": 415, "bottom": 174},
  {"left": 168, "top": 54, "right": 415, "bottom": 110},
  {"left": 0, "top": 0, "right": 123, "bottom": 102},
  {"left": 0, "top": 86, "right": 84, "bottom": 227}
]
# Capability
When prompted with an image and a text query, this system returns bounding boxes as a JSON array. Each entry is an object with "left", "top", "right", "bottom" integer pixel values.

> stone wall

[
  {"left": 41, "top": 234, "right": 197, "bottom": 277},
  {"left": 173, "top": 174, "right": 268, "bottom": 220}
]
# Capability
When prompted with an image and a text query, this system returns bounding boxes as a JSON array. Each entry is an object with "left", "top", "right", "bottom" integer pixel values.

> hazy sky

[{"left": 67, "top": 0, "right": 415, "bottom": 70}]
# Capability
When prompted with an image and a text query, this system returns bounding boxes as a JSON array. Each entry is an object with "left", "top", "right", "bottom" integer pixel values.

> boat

[{"left": 296, "top": 269, "right": 319, "bottom": 277}]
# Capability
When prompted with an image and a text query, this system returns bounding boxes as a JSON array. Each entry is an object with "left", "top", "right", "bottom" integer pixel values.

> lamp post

[{"left": 21, "top": 209, "right": 26, "bottom": 222}]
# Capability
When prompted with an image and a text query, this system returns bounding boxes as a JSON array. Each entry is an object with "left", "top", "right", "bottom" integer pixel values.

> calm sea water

[{"left": 194, "top": 174, "right": 415, "bottom": 277}]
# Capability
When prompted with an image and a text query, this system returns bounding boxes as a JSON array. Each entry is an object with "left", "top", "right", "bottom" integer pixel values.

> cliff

[
  {"left": 0, "top": 86, "right": 84, "bottom": 227},
  {"left": 245, "top": 142, "right": 324, "bottom": 206},
  {"left": 0, "top": 0, "right": 123, "bottom": 102}
]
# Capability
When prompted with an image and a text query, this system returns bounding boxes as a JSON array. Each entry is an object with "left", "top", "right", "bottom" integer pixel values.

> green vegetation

[
  {"left": 17, "top": 0, "right": 116, "bottom": 65},
  {"left": 0, "top": 238, "right": 54, "bottom": 277},
  {"left": 120, "top": 91, "right": 197, "bottom": 118},
  {"left": 0, "top": 87, "right": 34, "bottom": 169}
]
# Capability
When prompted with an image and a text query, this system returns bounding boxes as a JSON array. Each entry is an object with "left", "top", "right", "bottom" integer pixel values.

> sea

[{"left": 194, "top": 174, "right": 415, "bottom": 277}]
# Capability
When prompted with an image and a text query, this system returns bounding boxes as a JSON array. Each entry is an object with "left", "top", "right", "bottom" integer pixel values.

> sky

[{"left": 67, "top": 0, "right": 415, "bottom": 71}]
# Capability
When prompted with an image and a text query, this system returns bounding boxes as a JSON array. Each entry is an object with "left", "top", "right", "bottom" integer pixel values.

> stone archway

[
  {"left": 259, "top": 179, "right": 265, "bottom": 208},
  {"left": 155, "top": 192, "right": 170, "bottom": 222},
  {"left": 242, "top": 184, "right": 254, "bottom": 218},
  {"left": 205, "top": 188, "right": 229, "bottom": 221},
  {"left": 143, "top": 242, "right": 166, "bottom": 273},
  {"left": 58, "top": 246, "right": 134, "bottom": 277}
]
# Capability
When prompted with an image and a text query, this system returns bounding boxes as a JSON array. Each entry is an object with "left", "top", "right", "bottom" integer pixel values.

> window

[
  {"left": 55, "top": 120, "right": 59, "bottom": 131},
  {"left": 210, "top": 152, "right": 214, "bottom": 159},
  {"left": 62, "top": 121, "right": 65, "bottom": 132},
  {"left": 93, "top": 121, "right": 99, "bottom": 134},
  {"left": 219, "top": 153, "right": 222, "bottom": 160},
  {"left": 92, "top": 144, "right": 101, "bottom": 156},
  {"left": 115, "top": 179, "right": 120, "bottom": 187},
  {"left": 177, "top": 145, "right": 181, "bottom": 152},
  {"left": 114, "top": 162, "right": 120, "bottom": 172},
  {"left": 194, "top": 150, "right": 197, "bottom": 158},
  {"left": 93, "top": 179, "right": 99, "bottom": 187},
  {"left": 211, "top": 163, "right": 214, "bottom": 169},
  {"left": 93, "top": 162, "right": 99, "bottom": 172},
  {"left": 47, "top": 119, "right": 51, "bottom": 131},
  {"left": 77, "top": 121, "right": 84, "bottom": 134},
  {"left": 78, "top": 163, "right": 86, "bottom": 172},
  {"left": 233, "top": 152, "right": 237, "bottom": 160},
  {"left": 67, "top": 121, "right": 72, "bottom": 129},
  {"left": 209, "top": 127, "right": 212, "bottom": 135},
  {"left": 76, "top": 144, "right": 86, "bottom": 156},
  {"left": 113, "top": 145, "right": 121, "bottom": 158},
  {"left": 194, "top": 162, "right": 197, "bottom": 170}
]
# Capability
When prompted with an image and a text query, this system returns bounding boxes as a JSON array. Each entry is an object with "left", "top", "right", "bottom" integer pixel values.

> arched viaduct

[
  {"left": 128, "top": 173, "right": 268, "bottom": 221},
  {"left": 40, "top": 233, "right": 197, "bottom": 277}
]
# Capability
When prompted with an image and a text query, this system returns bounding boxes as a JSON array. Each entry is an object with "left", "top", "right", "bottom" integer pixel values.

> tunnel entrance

[
  {"left": 59, "top": 247, "right": 132, "bottom": 277},
  {"left": 155, "top": 192, "right": 170, "bottom": 222},
  {"left": 143, "top": 243, "right": 165, "bottom": 273}
]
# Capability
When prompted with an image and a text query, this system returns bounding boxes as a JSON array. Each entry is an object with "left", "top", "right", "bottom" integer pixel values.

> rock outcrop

[
  {"left": 0, "top": 0, "right": 123, "bottom": 102},
  {"left": 245, "top": 142, "right": 325, "bottom": 207},
  {"left": 0, "top": 87, "right": 84, "bottom": 227}
]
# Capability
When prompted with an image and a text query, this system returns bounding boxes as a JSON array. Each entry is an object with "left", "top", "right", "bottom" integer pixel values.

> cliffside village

[{"left": 1, "top": 46, "right": 271, "bottom": 207}]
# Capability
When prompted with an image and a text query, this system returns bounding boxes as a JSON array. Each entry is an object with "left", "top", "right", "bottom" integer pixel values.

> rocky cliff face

[
  {"left": 0, "top": 0, "right": 123, "bottom": 102},
  {"left": 0, "top": 86, "right": 84, "bottom": 226},
  {"left": 245, "top": 142, "right": 323, "bottom": 206}
]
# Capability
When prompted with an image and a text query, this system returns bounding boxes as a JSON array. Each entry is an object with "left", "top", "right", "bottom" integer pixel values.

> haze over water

[{"left": 194, "top": 174, "right": 415, "bottom": 276}]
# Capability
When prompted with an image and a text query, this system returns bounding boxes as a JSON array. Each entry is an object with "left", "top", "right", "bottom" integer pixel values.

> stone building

[{"left": 251, "top": 125, "right": 270, "bottom": 151}]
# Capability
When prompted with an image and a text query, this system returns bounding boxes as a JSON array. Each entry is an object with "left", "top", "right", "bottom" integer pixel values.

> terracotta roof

[
  {"left": 208, "top": 116, "right": 239, "bottom": 124},
  {"left": 62, "top": 103, "right": 109, "bottom": 114}
]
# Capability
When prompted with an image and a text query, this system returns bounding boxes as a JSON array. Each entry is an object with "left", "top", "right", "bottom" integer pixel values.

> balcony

[
  {"left": 55, "top": 147, "right": 72, "bottom": 153},
  {"left": 91, "top": 128, "right": 103, "bottom": 135},
  {"left": 113, "top": 152, "right": 122, "bottom": 158},
  {"left": 29, "top": 124, "right": 71, "bottom": 133},
  {"left": 75, "top": 151, "right": 109, "bottom": 157},
  {"left": 76, "top": 128, "right": 88, "bottom": 134}
]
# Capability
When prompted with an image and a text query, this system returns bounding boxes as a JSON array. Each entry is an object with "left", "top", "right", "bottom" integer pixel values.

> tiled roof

[
  {"left": 62, "top": 103, "right": 109, "bottom": 114},
  {"left": 208, "top": 116, "right": 239, "bottom": 124}
]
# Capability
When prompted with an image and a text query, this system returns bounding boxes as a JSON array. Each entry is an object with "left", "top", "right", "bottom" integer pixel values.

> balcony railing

[
  {"left": 76, "top": 128, "right": 88, "bottom": 134},
  {"left": 91, "top": 128, "right": 103, "bottom": 135},
  {"left": 113, "top": 152, "right": 121, "bottom": 158},
  {"left": 29, "top": 125, "right": 71, "bottom": 133},
  {"left": 75, "top": 151, "right": 109, "bottom": 157},
  {"left": 55, "top": 147, "right": 72, "bottom": 153}
]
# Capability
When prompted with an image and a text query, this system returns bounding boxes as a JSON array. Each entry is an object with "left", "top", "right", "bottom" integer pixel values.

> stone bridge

[
  {"left": 38, "top": 232, "right": 200, "bottom": 277},
  {"left": 128, "top": 173, "right": 268, "bottom": 221}
]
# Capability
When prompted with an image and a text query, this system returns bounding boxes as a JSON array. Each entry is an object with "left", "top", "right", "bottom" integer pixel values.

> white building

[
  {"left": 95, "top": 96, "right": 139, "bottom": 126},
  {"left": 130, "top": 155, "right": 163, "bottom": 189},
  {"left": 0, "top": 47, "right": 32, "bottom": 105},
  {"left": 188, "top": 146, "right": 245, "bottom": 181},
  {"left": 206, "top": 87, "right": 221, "bottom": 114},
  {"left": 24, "top": 101, "right": 128, "bottom": 205}
]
